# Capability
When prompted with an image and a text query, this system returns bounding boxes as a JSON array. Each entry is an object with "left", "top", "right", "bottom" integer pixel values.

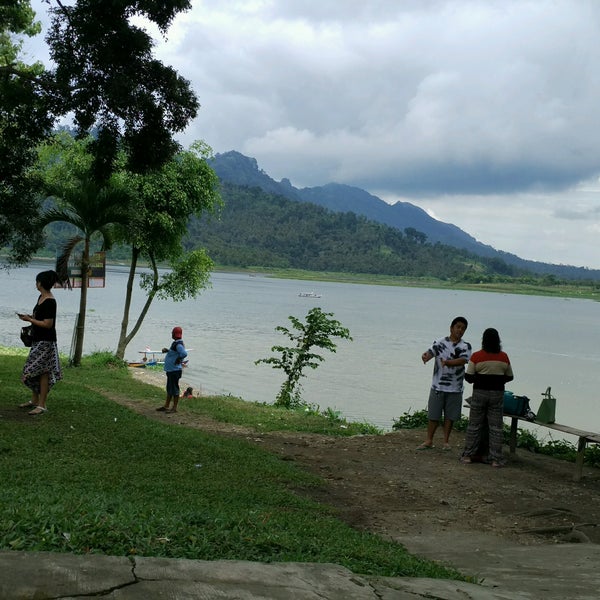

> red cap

[{"left": 172, "top": 326, "right": 183, "bottom": 338}]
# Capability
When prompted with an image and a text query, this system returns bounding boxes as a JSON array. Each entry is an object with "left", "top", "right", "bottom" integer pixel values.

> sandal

[
  {"left": 19, "top": 401, "right": 34, "bottom": 408},
  {"left": 459, "top": 456, "right": 472, "bottom": 464},
  {"left": 416, "top": 443, "right": 433, "bottom": 450},
  {"left": 156, "top": 406, "right": 167, "bottom": 412},
  {"left": 28, "top": 406, "right": 47, "bottom": 416}
]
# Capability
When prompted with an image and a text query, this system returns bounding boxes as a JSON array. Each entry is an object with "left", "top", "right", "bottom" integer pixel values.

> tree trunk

[
  {"left": 71, "top": 237, "right": 90, "bottom": 366},
  {"left": 115, "top": 251, "right": 159, "bottom": 360},
  {"left": 115, "top": 247, "right": 139, "bottom": 360}
]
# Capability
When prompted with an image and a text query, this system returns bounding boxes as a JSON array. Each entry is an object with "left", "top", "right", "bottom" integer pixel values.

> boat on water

[
  {"left": 298, "top": 291, "right": 321, "bottom": 298},
  {"left": 128, "top": 347, "right": 192, "bottom": 368},
  {"left": 126, "top": 348, "right": 165, "bottom": 368}
]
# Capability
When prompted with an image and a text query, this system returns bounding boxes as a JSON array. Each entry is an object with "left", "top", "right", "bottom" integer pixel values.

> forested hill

[
  {"left": 188, "top": 182, "right": 528, "bottom": 280},
  {"left": 209, "top": 151, "right": 600, "bottom": 281}
]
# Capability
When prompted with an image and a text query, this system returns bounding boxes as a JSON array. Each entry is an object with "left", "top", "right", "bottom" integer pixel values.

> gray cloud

[
  {"left": 161, "top": 0, "right": 600, "bottom": 198},
  {"left": 26, "top": 0, "right": 600, "bottom": 196}
]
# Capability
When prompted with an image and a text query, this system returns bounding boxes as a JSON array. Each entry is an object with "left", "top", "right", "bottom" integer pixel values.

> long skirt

[
  {"left": 22, "top": 341, "right": 62, "bottom": 394},
  {"left": 462, "top": 389, "right": 504, "bottom": 464}
]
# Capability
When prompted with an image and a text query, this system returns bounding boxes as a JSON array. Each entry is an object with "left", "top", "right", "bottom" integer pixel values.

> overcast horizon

[{"left": 21, "top": 1, "right": 600, "bottom": 269}]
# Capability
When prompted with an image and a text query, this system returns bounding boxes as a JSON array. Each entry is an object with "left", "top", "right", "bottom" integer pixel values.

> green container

[{"left": 537, "top": 387, "right": 556, "bottom": 423}]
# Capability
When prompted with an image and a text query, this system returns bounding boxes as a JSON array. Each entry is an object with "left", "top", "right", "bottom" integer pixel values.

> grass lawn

[{"left": 0, "top": 349, "right": 467, "bottom": 581}]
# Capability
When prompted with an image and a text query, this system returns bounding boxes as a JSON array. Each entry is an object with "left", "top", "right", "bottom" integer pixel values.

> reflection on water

[{"left": 1, "top": 265, "right": 599, "bottom": 436}]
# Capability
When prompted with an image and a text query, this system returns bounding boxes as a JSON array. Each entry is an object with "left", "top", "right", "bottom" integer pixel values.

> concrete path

[
  {"left": 0, "top": 550, "right": 520, "bottom": 599},
  {"left": 400, "top": 531, "right": 600, "bottom": 600},
  {"left": 2, "top": 539, "right": 598, "bottom": 599}
]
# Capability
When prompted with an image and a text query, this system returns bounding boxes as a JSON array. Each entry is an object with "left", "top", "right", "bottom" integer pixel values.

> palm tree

[{"left": 37, "top": 135, "right": 131, "bottom": 365}]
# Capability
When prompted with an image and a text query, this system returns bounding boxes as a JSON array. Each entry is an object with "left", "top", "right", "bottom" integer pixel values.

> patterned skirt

[
  {"left": 22, "top": 341, "right": 63, "bottom": 393},
  {"left": 462, "top": 388, "right": 504, "bottom": 463}
]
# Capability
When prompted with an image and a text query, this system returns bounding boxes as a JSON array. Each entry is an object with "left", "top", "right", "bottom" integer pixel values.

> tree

[
  {"left": 404, "top": 227, "right": 427, "bottom": 245},
  {"left": 43, "top": 1, "right": 206, "bottom": 357},
  {"left": 114, "top": 141, "right": 221, "bottom": 359},
  {"left": 2, "top": 1, "right": 199, "bottom": 266},
  {"left": 44, "top": 0, "right": 198, "bottom": 179},
  {"left": 36, "top": 133, "right": 132, "bottom": 365},
  {"left": 256, "top": 308, "right": 352, "bottom": 408},
  {"left": 35, "top": 134, "right": 220, "bottom": 364},
  {"left": 0, "top": 2, "right": 53, "bottom": 264}
]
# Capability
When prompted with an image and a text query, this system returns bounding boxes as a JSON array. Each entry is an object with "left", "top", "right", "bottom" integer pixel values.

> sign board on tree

[{"left": 65, "top": 251, "right": 106, "bottom": 288}]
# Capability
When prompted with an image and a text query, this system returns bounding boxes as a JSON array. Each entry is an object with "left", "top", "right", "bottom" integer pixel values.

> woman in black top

[{"left": 17, "top": 270, "right": 63, "bottom": 415}]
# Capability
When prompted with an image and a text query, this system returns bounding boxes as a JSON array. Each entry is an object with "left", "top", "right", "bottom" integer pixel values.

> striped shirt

[{"left": 465, "top": 350, "right": 514, "bottom": 391}]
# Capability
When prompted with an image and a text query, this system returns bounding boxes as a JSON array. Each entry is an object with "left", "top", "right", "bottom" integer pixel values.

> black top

[{"left": 32, "top": 297, "right": 57, "bottom": 342}]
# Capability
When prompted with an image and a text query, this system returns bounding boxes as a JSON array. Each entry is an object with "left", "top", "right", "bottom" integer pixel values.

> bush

[{"left": 392, "top": 409, "right": 469, "bottom": 432}]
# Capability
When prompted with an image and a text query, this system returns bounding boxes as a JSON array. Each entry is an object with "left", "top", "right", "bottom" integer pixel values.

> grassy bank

[
  {"left": 0, "top": 350, "right": 466, "bottom": 581},
  {"left": 214, "top": 266, "right": 600, "bottom": 302}
]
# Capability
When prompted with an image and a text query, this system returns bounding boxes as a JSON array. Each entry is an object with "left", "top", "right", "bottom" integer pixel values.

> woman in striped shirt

[{"left": 460, "top": 328, "right": 514, "bottom": 468}]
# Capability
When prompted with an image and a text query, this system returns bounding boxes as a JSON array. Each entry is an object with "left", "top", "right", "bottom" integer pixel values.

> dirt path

[{"left": 122, "top": 369, "right": 600, "bottom": 548}]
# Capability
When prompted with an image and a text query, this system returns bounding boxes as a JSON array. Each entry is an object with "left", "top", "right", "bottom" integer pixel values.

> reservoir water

[{"left": 1, "top": 265, "right": 599, "bottom": 440}]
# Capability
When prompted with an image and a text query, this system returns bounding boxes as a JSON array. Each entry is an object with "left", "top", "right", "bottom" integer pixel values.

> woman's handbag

[
  {"left": 503, "top": 391, "right": 536, "bottom": 421},
  {"left": 20, "top": 325, "right": 33, "bottom": 347},
  {"left": 537, "top": 387, "right": 556, "bottom": 424}
]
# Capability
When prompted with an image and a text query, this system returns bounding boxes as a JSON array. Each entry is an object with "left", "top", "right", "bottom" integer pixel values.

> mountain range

[{"left": 209, "top": 151, "right": 600, "bottom": 281}]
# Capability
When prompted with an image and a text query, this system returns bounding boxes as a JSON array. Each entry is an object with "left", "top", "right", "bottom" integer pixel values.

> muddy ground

[{"left": 122, "top": 369, "right": 600, "bottom": 548}]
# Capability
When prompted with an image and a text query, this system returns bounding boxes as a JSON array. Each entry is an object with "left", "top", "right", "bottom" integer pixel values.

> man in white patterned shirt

[{"left": 418, "top": 316, "right": 472, "bottom": 451}]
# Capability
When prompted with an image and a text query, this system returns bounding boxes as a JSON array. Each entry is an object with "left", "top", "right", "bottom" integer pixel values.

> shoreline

[
  {"left": 9, "top": 258, "right": 600, "bottom": 301},
  {"left": 128, "top": 366, "right": 198, "bottom": 397}
]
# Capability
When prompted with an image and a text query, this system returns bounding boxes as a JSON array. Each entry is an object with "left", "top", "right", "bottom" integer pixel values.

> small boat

[
  {"left": 132, "top": 346, "right": 193, "bottom": 368},
  {"left": 138, "top": 348, "right": 165, "bottom": 365},
  {"left": 298, "top": 291, "right": 321, "bottom": 298}
]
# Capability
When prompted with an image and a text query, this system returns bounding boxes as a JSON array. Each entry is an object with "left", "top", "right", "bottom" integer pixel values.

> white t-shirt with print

[{"left": 428, "top": 336, "right": 472, "bottom": 393}]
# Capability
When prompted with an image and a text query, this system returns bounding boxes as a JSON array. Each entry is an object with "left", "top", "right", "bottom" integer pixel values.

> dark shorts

[
  {"left": 427, "top": 388, "right": 463, "bottom": 421},
  {"left": 166, "top": 370, "right": 182, "bottom": 397}
]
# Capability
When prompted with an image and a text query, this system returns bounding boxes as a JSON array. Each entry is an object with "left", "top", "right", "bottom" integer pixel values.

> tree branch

[{"left": 0, "top": 64, "right": 56, "bottom": 91}]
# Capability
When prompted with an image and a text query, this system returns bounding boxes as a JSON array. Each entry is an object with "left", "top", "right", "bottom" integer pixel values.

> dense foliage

[
  {"left": 45, "top": 0, "right": 198, "bottom": 178},
  {"left": 36, "top": 133, "right": 133, "bottom": 364},
  {"left": 35, "top": 180, "right": 600, "bottom": 297},
  {"left": 189, "top": 183, "right": 526, "bottom": 280},
  {"left": 210, "top": 151, "right": 600, "bottom": 282},
  {"left": 1, "top": 0, "right": 199, "bottom": 266},
  {"left": 0, "top": 2, "right": 52, "bottom": 264}
]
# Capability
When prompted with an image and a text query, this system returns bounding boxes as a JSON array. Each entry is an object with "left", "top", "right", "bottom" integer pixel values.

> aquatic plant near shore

[{"left": 256, "top": 307, "right": 352, "bottom": 409}]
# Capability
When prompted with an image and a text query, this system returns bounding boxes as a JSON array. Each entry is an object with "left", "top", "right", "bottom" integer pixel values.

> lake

[{"left": 2, "top": 264, "right": 599, "bottom": 440}]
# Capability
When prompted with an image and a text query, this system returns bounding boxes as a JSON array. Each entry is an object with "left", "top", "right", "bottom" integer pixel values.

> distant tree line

[
  {"left": 41, "top": 181, "right": 600, "bottom": 292},
  {"left": 185, "top": 183, "right": 528, "bottom": 280}
]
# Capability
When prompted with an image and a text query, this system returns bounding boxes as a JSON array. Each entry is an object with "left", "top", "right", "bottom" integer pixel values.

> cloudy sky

[{"left": 23, "top": 0, "right": 600, "bottom": 269}]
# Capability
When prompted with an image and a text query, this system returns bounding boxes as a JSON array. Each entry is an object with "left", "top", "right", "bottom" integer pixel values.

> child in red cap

[{"left": 156, "top": 326, "right": 187, "bottom": 413}]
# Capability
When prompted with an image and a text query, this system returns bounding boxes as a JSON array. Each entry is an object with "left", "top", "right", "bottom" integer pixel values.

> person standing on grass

[
  {"left": 460, "top": 328, "right": 513, "bottom": 468},
  {"left": 156, "top": 326, "right": 187, "bottom": 414},
  {"left": 418, "top": 316, "right": 471, "bottom": 451},
  {"left": 17, "top": 270, "right": 64, "bottom": 416}
]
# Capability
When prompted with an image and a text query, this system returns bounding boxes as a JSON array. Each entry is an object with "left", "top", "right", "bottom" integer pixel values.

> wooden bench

[{"left": 505, "top": 414, "right": 600, "bottom": 482}]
